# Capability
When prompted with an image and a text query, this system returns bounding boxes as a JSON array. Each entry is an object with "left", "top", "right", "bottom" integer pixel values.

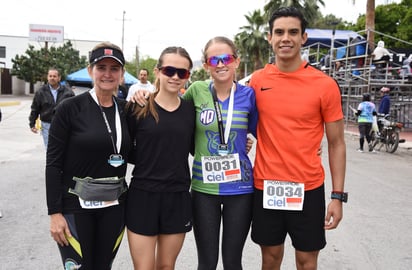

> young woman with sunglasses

[
  {"left": 125, "top": 46, "right": 195, "bottom": 270},
  {"left": 183, "top": 36, "right": 258, "bottom": 270}
]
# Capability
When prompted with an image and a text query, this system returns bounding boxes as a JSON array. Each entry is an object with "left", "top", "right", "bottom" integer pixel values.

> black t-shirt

[
  {"left": 128, "top": 98, "right": 195, "bottom": 192},
  {"left": 46, "top": 92, "right": 131, "bottom": 214}
]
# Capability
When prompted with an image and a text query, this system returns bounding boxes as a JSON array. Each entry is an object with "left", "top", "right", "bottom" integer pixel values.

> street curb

[{"left": 0, "top": 101, "right": 21, "bottom": 107}]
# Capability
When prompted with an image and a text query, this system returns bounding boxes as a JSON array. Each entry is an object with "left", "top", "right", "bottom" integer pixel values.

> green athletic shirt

[{"left": 183, "top": 80, "right": 258, "bottom": 195}]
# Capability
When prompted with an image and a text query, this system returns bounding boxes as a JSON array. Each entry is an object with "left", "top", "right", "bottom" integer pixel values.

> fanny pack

[{"left": 69, "top": 176, "right": 127, "bottom": 201}]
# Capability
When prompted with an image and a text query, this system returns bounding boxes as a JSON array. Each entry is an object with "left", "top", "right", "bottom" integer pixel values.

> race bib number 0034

[{"left": 263, "top": 180, "right": 305, "bottom": 211}]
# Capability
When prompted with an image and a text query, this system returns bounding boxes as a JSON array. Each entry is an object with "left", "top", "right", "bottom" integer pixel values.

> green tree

[
  {"left": 125, "top": 56, "right": 157, "bottom": 83},
  {"left": 311, "top": 14, "right": 346, "bottom": 29},
  {"left": 11, "top": 40, "right": 87, "bottom": 93},
  {"left": 235, "top": 9, "right": 269, "bottom": 75},
  {"left": 190, "top": 68, "right": 209, "bottom": 83},
  {"left": 48, "top": 41, "right": 88, "bottom": 80},
  {"left": 373, "top": 2, "right": 406, "bottom": 48},
  {"left": 395, "top": 0, "right": 412, "bottom": 48},
  {"left": 347, "top": 0, "right": 375, "bottom": 48},
  {"left": 232, "top": 0, "right": 327, "bottom": 78},
  {"left": 263, "top": 0, "right": 325, "bottom": 25},
  {"left": 10, "top": 45, "right": 42, "bottom": 93},
  {"left": 347, "top": 0, "right": 412, "bottom": 48}
]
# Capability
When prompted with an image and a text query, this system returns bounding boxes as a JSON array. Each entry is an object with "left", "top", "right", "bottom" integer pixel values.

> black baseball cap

[{"left": 89, "top": 46, "right": 125, "bottom": 66}]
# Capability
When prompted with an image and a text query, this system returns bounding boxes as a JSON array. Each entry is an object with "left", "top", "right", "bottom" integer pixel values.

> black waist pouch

[{"left": 69, "top": 176, "right": 127, "bottom": 201}]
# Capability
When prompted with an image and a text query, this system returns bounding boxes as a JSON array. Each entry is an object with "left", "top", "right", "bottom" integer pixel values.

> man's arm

[
  {"left": 29, "top": 91, "right": 41, "bottom": 128},
  {"left": 324, "top": 119, "right": 346, "bottom": 229},
  {"left": 325, "top": 119, "right": 346, "bottom": 193}
]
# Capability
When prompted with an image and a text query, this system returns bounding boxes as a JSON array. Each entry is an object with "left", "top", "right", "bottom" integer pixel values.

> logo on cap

[
  {"left": 104, "top": 49, "right": 113, "bottom": 56},
  {"left": 89, "top": 47, "right": 125, "bottom": 66}
]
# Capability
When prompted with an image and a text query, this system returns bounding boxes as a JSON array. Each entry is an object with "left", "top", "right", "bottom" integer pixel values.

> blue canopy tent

[
  {"left": 304, "top": 28, "right": 361, "bottom": 48},
  {"left": 66, "top": 67, "right": 138, "bottom": 87}
]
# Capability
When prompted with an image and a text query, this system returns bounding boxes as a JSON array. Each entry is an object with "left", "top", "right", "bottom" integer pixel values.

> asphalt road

[{"left": 1, "top": 97, "right": 412, "bottom": 269}]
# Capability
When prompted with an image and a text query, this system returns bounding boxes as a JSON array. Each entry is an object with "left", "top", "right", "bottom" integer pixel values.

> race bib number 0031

[
  {"left": 263, "top": 180, "right": 305, "bottom": 211},
  {"left": 201, "top": 154, "right": 241, "bottom": 183}
]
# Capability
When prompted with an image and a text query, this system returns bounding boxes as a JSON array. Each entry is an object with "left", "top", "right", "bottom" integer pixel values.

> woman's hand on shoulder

[{"left": 130, "top": 90, "right": 150, "bottom": 107}]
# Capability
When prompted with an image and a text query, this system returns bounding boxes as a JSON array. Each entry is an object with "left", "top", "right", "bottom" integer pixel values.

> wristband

[{"left": 331, "top": 191, "right": 348, "bottom": 203}]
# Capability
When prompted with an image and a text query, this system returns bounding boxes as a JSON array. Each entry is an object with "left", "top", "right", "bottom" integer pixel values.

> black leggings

[
  {"left": 191, "top": 190, "right": 253, "bottom": 270},
  {"left": 58, "top": 204, "right": 125, "bottom": 270},
  {"left": 358, "top": 122, "right": 372, "bottom": 149}
]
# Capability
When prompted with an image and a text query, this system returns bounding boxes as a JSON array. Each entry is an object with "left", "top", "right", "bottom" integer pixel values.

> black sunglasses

[{"left": 159, "top": 66, "right": 191, "bottom": 79}]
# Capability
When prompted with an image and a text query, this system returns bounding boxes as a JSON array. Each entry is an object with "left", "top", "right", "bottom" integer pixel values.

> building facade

[{"left": 0, "top": 34, "right": 103, "bottom": 95}]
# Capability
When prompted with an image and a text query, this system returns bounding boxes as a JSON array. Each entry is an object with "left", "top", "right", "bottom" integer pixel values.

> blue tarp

[
  {"left": 305, "top": 28, "right": 361, "bottom": 48},
  {"left": 66, "top": 67, "right": 138, "bottom": 86}
]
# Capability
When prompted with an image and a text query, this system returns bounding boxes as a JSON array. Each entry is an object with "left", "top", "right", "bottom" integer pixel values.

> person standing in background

[
  {"left": 117, "top": 76, "right": 128, "bottom": 100},
  {"left": 29, "top": 68, "right": 75, "bottom": 148},
  {"left": 126, "top": 68, "right": 155, "bottom": 101},
  {"left": 376, "top": 87, "right": 390, "bottom": 138},
  {"left": 126, "top": 46, "right": 194, "bottom": 270},
  {"left": 378, "top": 87, "right": 391, "bottom": 115},
  {"left": 46, "top": 42, "right": 131, "bottom": 269},
  {"left": 249, "top": 7, "right": 347, "bottom": 269},
  {"left": 356, "top": 93, "right": 377, "bottom": 152},
  {"left": 183, "top": 36, "right": 258, "bottom": 270}
]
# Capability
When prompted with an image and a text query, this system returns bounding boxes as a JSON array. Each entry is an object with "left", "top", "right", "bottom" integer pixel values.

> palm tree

[
  {"left": 235, "top": 10, "right": 269, "bottom": 72},
  {"left": 350, "top": 0, "right": 375, "bottom": 48},
  {"left": 366, "top": 0, "right": 376, "bottom": 49},
  {"left": 234, "top": 0, "right": 327, "bottom": 74},
  {"left": 263, "top": 0, "right": 325, "bottom": 25}
]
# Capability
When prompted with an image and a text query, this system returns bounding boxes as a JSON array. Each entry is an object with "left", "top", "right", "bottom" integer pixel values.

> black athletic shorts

[
  {"left": 251, "top": 185, "right": 326, "bottom": 252},
  {"left": 126, "top": 188, "right": 192, "bottom": 235}
]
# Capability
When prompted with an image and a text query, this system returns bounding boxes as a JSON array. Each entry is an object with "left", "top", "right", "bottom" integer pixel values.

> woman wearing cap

[
  {"left": 125, "top": 46, "right": 195, "bottom": 270},
  {"left": 46, "top": 42, "right": 131, "bottom": 269}
]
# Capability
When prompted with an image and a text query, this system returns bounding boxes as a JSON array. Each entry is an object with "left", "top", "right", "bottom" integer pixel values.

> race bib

[
  {"left": 201, "top": 153, "right": 241, "bottom": 183},
  {"left": 79, "top": 198, "right": 119, "bottom": 209},
  {"left": 263, "top": 180, "right": 305, "bottom": 211}
]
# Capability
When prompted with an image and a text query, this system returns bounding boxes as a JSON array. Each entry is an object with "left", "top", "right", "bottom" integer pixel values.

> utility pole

[
  {"left": 137, "top": 35, "right": 141, "bottom": 69},
  {"left": 122, "top": 11, "right": 126, "bottom": 52}
]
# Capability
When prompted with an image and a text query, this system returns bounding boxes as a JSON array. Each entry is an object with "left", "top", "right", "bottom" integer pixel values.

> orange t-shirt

[{"left": 250, "top": 62, "right": 343, "bottom": 191}]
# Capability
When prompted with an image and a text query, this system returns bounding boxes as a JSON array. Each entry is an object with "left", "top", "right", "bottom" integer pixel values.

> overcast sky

[{"left": 0, "top": 0, "right": 400, "bottom": 61}]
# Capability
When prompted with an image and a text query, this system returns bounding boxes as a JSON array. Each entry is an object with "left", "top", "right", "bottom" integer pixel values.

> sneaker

[
  {"left": 368, "top": 143, "right": 374, "bottom": 152},
  {"left": 370, "top": 149, "right": 377, "bottom": 153},
  {"left": 357, "top": 149, "right": 364, "bottom": 153}
]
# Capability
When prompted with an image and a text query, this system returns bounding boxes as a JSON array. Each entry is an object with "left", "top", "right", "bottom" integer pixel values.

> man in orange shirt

[{"left": 249, "top": 7, "right": 347, "bottom": 270}]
